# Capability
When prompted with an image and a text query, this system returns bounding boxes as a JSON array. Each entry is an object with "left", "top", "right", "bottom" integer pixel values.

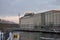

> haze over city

[{"left": 0, "top": 0, "right": 60, "bottom": 23}]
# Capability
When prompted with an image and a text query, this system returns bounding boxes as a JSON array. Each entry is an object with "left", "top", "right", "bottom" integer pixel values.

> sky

[{"left": 0, "top": 0, "right": 60, "bottom": 23}]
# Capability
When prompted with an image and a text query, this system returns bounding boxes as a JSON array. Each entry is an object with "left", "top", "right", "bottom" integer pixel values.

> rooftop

[
  {"left": 48, "top": 10, "right": 60, "bottom": 13},
  {"left": 0, "top": 19, "right": 17, "bottom": 24}
]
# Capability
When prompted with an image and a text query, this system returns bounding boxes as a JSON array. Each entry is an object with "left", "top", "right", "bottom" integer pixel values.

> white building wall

[
  {"left": 21, "top": 16, "right": 34, "bottom": 25},
  {"left": 21, "top": 13, "right": 41, "bottom": 26},
  {"left": 45, "top": 12, "right": 54, "bottom": 25},
  {"left": 45, "top": 12, "right": 60, "bottom": 26},
  {"left": 20, "top": 16, "right": 35, "bottom": 29},
  {"left": 33, "top": 13, "right": 41, "bottom": 26},
  {"left": 20, "top": 13, "right": 41, "bottom": 29},
  {"left": 54, "top": 12, "right": 60, "bottom": 26},
  {"left": 20, "top": 10, "right": 60, "bottom": 28}
]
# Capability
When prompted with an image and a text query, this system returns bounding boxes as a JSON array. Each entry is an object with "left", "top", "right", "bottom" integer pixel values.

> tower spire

[{"left": 18, "top": 13, "right": 21, "bottom": 26}]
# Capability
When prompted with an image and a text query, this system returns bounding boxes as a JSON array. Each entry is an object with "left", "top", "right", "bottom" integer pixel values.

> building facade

[
  {"left": 20, "top": 10, "right": 60, "bottom": 31},
  {"left": 20, "top": 12, "right": 41, "bottom": 30}
]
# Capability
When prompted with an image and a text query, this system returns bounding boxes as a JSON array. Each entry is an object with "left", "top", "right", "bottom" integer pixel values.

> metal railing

[
  {"left": 0, "top": 32, "right": 12, "bottom": 40},
  {"left": 0, "top": 32, "right": 4, "bottom": 40}
]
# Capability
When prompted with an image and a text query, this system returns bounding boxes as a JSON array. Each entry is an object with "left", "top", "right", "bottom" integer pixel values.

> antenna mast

[{"left": 18, "top": 13, "right": 21, "bottom": 26}]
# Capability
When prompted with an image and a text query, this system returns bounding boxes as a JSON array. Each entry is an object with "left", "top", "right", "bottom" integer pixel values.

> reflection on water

[{"left": 0, "top": 31, "right": 60, "bottom": 40}]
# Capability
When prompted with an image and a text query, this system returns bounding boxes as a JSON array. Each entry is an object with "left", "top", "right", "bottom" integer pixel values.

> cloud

[
  {"left": 0, "top": 16, "right": 19, "bottom": 23},
  {"left": 0, "top": 0, "right": 60, "bottom": 17},
  {"left": 0, "top": 0, "right": 60, "bottom": 24},
  {"left": 54, "top": 0, "right": 60, "bottom": 5}
]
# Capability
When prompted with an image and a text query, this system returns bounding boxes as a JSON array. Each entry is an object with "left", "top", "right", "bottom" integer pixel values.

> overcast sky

[
  {"left": 0, "top": 0, "right": 60, "bottom": 17},
  {"left": 0, "top": 0, "right": 60, "bottom": 23}
]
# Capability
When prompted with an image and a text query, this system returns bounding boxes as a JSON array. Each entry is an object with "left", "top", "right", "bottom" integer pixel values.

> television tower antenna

[{"left": 18, "top": 13, "right": 21, "bottom": 26}]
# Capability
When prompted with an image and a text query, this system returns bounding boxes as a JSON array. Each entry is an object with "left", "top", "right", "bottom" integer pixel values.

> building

[
  {"left": 20, "top": 10, "right": 60, "bottom": 31},
  {"left": 0, "top": 19, "right": 19, "bottom": 32},
  {"left": 20, "top": 12, "right": 41, "bottom": 30}
]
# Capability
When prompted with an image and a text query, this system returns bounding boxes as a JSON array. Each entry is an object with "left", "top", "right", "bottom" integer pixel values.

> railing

[
  {"left": 0, "top": 32, "right": 4, "bottom": 40},
  {"left": 7, "top": 32, "right": 12, "bottom": 40},
  {"left": 0, "top": 32, "right": 12, "bottom": 40}
]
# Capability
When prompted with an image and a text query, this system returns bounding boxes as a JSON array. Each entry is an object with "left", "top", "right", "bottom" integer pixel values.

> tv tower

[{"left": 18, "top": 13, "right": 21, "bottom": 26}]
